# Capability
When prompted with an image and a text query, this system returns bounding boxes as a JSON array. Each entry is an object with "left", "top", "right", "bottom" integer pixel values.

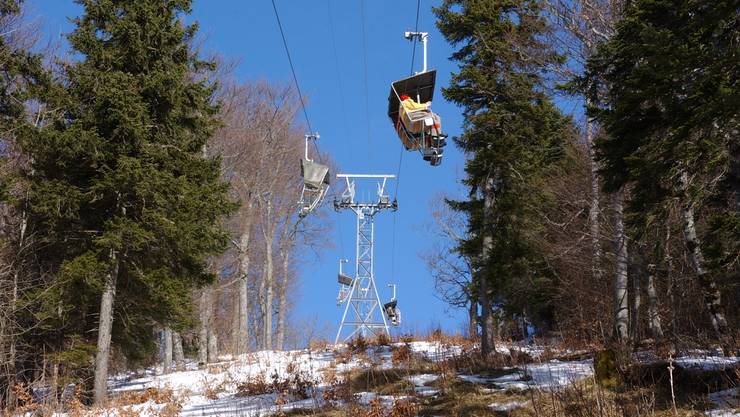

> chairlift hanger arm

[
  {"left": 404, "top": 31, "right": 429, "bottom": 73},
  {"left": 304, "top": 133, "right": 320, "bottom": 161}
]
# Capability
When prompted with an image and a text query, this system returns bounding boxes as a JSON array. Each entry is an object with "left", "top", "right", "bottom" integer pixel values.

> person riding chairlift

[{"left": 396, "top": 94, "right": 445, "bottom": 152}]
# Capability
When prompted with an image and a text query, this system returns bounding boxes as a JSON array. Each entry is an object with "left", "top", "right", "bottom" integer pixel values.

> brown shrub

[
  {"left": 388, "top": 399, "right": 418, "bottom": 417},
  {"left": 112, "top": 387, "right": 176, "bottom": 406},
  {"left": 391, "top": 344, "right": 413, "bottom": 366},
  {"left": 348, "top": 335, "right": 368, "bottom": 354},
  {"left": 374, "top": 333, "right": 391, "bottom": 346},
  {"left": 236, "top": 369, "right": 317, "bottom": 400},
  {"left": 333, "top": 348, "right": 352, "bottom": 364},
  {"left": 309, "top": 338, "right": 331, "bottom": 351}
]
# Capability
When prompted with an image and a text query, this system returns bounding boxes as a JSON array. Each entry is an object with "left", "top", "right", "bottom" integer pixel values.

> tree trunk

[
  {"left": 277, "top": 246, "right": 290, "bottom": 351},
  {"left": 665, "top": 224, "right": 677, "bottom": 334},
  {"left": 645, "top": 263, "right": 664, "bottom": 341},
  {"left": 93, "top": 250, "right": 119, "bottom": 405},
  {"left": 251, "top": 297, "right": 261, "bottom": 350},
  {"left": 237, "top": 226, "right": 251, "bottom": 355},
  {"left": 631, "top": 270, "right": 641, "bottom": 340},
  {"left": 198, "top": 290, "right": 209, "bottom": 365},
  {"left": 260, "top": 200, "right": 275, "bottom": 351},
  {"left": 263, "top": 242, "right": 274, "bottom": 350},
  {"left": 613, "top": 190, "right": 629, "bottom": 342},
  {"left": 207, "top": 324, "right": 218, "bottom": 363},
  {"left": 479, "top": 177, "right": 496, "bottom": 355},
  {"left": 679, "top": 173, "right": 728, "bottom": 337},
  {"left": 5, "top": 209, "right": 28, "bottom": 406},
  {"left": 231, "top": 292, "right": 240, "bottom": 354},
  {"left": 468, "top": 300, "right": 478, "bottom": 341},
  {"left": 162, "top": 328, "right": 173, "bottom": 374},
  {"left": 173, "top": 331, "right": 184, "bottom": 370},
  {"left": 586, "top": 117, "right": 603, "bottom": 282},
  {"left": 6, "top": 271, "right": 18, "bottom": 407}
]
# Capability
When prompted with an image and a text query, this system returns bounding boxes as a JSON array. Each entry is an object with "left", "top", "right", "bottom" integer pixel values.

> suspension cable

[
  {"left": 270, "top": 0, "right": 324, "bottom": 162},
  {"left": 395, "top": 0, "right": 422, "bottom": 197},
  {"left": 391, "top": 0, "right": 422, "bottom": 284},
  {"left": 409, "top": 0, "right": 422, "bottom": 75},
  {"left": 326, "top": 0, "right": 352, "bottom": 159},
  {"left": 359, "top": 0, "right": 372, "bottom": 159}
]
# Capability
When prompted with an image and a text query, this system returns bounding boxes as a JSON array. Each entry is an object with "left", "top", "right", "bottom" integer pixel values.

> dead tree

[{"left": 422, "top": 192, "right": 477, "bottom": 340}]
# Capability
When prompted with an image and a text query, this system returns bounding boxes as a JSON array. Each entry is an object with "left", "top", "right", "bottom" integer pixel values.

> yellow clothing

[
  {"left": 400, "top": 97, "right": 429, "bottom": 112},
  {"left": 396, "top": 97, "right": 442, "bottom": 151}
]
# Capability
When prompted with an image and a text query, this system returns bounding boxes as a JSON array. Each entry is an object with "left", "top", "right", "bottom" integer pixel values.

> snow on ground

[
  {"left": 489, "top": 400, "right": 529, "bottom": 412},
  {"left": 705, "top": 388, "right": 740, "bottom": 417},
  {"left": 675, "top": 354, "right": 740, "bottom": 371},
  {"left": 105, "top": 341, "right": 463, "bottom": 416},
  {"left": 354, "top": 391, "right": 413, "bottom": 407},
  {"left": 706, "top": 410, "right": 740, "bottom": 417},
  {"left": 111, "top": 349, "right": 338, "bottom": 394},
  {"left": 460, "top": 359, "right": 594, "bottom": 392},
  {"left": 405, "top": 374, "right": 440, "bottom": 396},
  {"left": 98, "top": 343, "right": 737, "bottom": 417},
  {"left": 402, "top": 341, "right": 464, "bottom": 361}
]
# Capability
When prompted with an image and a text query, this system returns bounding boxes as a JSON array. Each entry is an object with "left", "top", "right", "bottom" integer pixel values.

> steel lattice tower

[{"left": 334, "top": 174, "right": 397, "bottom": 343}]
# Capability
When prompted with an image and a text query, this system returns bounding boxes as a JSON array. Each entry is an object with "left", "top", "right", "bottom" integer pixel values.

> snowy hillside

[{"left": 57, "top": 341, "right": 735, "bottom": 417}]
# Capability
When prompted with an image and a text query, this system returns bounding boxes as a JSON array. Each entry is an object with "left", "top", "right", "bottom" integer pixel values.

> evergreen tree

[
  {"left": 19, "top": 0, "right": 234, "bottom": 402},
  {"left": 0, "top": 0, "right": 53, "bottom": 405},
  {"left": 435, "top": 0, "right": 574, "bottom": 352},
  {"left": 585, "top": 0, "right": 737, "bottom": 338}
]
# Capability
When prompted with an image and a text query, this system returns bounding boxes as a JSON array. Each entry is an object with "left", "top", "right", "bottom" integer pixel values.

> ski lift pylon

[{"left": 299, "top": 133, "right": 330, "bottom": 217}]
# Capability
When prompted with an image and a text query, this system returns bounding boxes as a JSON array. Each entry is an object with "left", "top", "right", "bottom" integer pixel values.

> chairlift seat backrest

[
  {"left": 388, "top": 70, "right": 437, "bottom": 127},
  {"left": 338, "top": 273, "right": 353, "bottom": 286},
  {"left": 301, "top": 159, "right": 330, "bottom": 190}
]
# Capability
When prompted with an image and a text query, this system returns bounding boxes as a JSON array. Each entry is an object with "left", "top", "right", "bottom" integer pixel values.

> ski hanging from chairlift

[
  {"left": 388, "top": 31, "right": 447, "bottom": 166},
  {"left": 299, "top": 133, "right": 330, "bottom": 217}
]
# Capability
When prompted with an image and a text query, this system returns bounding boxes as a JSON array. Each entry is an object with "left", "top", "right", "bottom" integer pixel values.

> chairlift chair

[
  {"left": 383, "top": 284, "right": 401, "bottom": 326},
  {"left": 388, "top": 71, "right": 447, "bottom": 167},
  {"left": 336, "top": 259, "right": 352, "bottom": 305},
  {"left": 299, "top": 134, "right": 330, "bottom": 217}
]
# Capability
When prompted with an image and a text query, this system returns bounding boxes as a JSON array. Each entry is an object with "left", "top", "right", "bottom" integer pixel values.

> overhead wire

[
  {"left": 409, "top": 0, "right": 422, "bottom": 75},
  {"left": 394, "top": 0, "right": 422, "bottom": 200},
  {"left": 326, "top": 0, "right": 349, "bottom": 259},
  {"left": 326, "top": 0, "right": 352, "bottom": 162},
  {"left": 359, "top": 0, "right": 372, "bottom": 161},
  {"left": 270, "top": 0, "right": 324, "bottom": 162},
  {"left": 391, "top": 0, "right": 423, "bottom": 285}
]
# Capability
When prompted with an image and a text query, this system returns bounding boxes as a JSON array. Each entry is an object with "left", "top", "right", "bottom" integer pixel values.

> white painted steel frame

[{"left": 334, "top": 174, "right": 396, "bottom": 343}]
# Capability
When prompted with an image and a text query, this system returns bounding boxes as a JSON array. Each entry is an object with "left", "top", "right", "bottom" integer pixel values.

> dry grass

[
  {"left": 347, "top": 368, "right": 417, "bottom": 395},
  {"left": 417, "top": 375, "right": 529, "bottom": 416},
  {"left": 235, "top": 367, "right": 317, "bottom": 400},
  {"left": 439, "top": 351, "right": 531, "bottom": 377},
  {"left": 348, "top": 335, "right": 370, "bottom": 353},
  {"left": 309, "top": 338, "right": 332, "bottom": 351},
  {"left": 514, "top": 380, "right": 713, "bottom": 417},
  {"left": 279, "top": 399, "right": 418, "bottom": 417},
  {"left": 110, "top": 387, "right": 178, "bottom": 406},
  {"left": 390, "top": 343, "right": 413, "bottom": 365}
]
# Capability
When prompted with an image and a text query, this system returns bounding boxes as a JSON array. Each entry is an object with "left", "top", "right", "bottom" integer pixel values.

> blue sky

[{"left": 29, "top": 0, "right": 473, "bottom": 339}]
